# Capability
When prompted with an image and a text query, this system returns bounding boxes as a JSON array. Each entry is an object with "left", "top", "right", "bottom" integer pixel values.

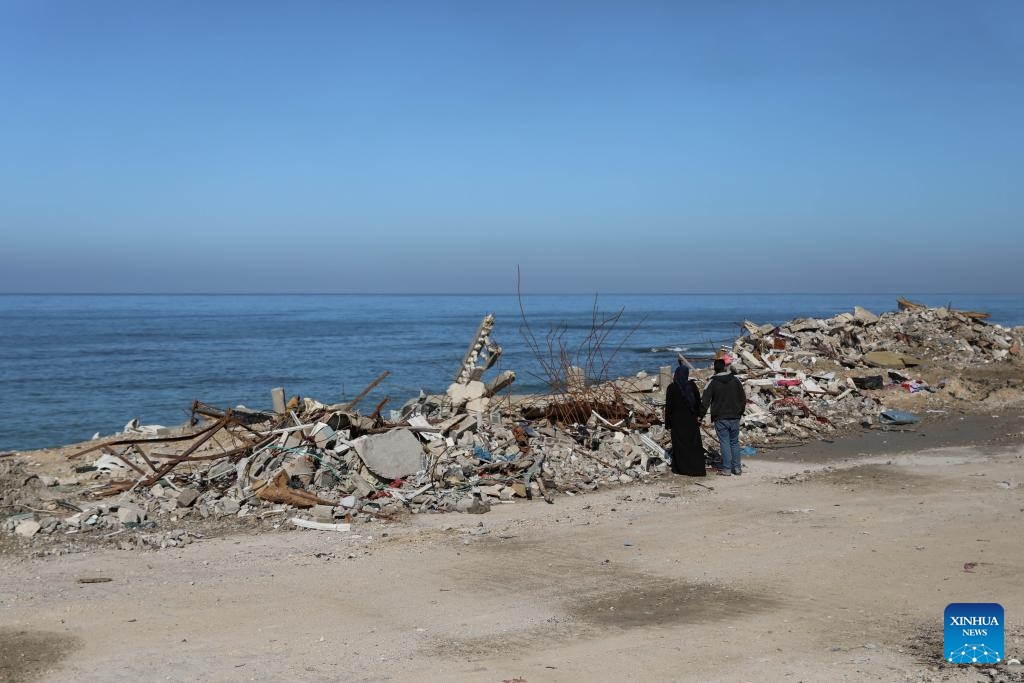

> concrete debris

[
  {"left": 291, "top": 518, "right": 351, "bottom": 532},
  {"left": 353, "top": 428, "right": 424, "bottom": 480},
  {"left": 15, "top": 519, "right": 41, "bottom": 538},
  {"left": 3, "top": 301, "right": 1022, "bottom": 553},
  {"left": 177, "top": 488, "right": 200, "bottom": 508}
]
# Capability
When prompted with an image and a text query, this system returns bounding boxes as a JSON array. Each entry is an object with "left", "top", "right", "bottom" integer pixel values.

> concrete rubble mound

[{"left": 3, "top": 301, "right": 1022, "bottom": 552}]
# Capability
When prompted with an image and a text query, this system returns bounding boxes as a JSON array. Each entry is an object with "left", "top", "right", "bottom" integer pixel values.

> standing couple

[{"left": 664, "top": 358, "right": 746, "bottom": 477}]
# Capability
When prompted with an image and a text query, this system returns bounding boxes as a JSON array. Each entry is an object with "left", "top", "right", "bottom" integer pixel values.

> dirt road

[{"left": 3, "top": 419, "right": 1023, "bottom": 682}]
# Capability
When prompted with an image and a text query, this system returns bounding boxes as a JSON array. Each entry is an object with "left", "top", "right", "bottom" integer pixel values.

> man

[{"left": 701, "top": 358, "right": 746, "bottom": 476}]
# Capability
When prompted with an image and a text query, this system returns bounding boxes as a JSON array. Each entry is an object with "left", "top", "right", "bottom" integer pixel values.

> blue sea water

[{"left": 1, "top": 293, "right": 1022, "bottom": 452}]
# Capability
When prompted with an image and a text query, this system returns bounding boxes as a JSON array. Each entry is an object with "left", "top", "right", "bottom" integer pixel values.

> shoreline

[
  {"left": 3, "top": 301, "right": 1024, "bottom": 680},
  {"left": 2, "top": 406, "right": 1022, "bottom": 682}
]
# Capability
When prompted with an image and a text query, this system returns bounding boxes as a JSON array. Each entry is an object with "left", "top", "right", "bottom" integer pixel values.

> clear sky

[{"left": 1, "top": 1, "right": 1021, "bottom": 294}]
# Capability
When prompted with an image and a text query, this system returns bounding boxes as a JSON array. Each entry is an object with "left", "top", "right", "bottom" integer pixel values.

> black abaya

[{"left": 665, "top": 380, "right": 705, "bottom": 476}]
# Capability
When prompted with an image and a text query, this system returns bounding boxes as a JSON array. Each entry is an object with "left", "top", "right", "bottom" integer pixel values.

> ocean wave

[{"left": 648, "top": 346, "right": 689, "bottom": 353}]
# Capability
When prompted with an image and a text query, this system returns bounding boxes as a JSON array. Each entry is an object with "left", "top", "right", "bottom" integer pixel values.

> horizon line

[{"left": 0, "top": 291, "right": 1022, "bottom": 297}]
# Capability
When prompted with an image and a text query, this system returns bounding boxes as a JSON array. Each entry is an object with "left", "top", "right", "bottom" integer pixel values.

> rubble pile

[
  {"left": 3, "top": 301, "right": 1021, "bottom": 551},
  {"left": 736, "top": 300, "right": 1018, "bottom": 371},
  {"left": 723, "top": 299, "right": 1023, "bottom": 444}
]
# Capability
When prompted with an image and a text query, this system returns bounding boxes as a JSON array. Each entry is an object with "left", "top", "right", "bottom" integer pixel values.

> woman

[{"left": 664, "top": 364, "right": 705, "bottom": 476}]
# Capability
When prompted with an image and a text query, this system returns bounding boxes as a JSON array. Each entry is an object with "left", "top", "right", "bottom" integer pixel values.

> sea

[{"left": 2, "top": 293, "right": 1022, "bottom": 452}]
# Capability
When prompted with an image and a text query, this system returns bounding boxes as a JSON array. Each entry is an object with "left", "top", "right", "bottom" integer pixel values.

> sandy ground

[{"left": 2, "top": 412, "right": 1024, "bottom": 683}]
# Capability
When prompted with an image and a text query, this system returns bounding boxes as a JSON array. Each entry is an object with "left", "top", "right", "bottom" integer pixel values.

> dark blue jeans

[{"left": 714, "top": 419, "right": 741, "bottom": 473}]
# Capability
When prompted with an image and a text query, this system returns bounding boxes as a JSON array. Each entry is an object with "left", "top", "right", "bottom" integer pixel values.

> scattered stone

[
  {"left": 455, "top": 497, "right": 491, "bottom": 514},
  {"left": 219, "top": 499, "right": 240, "bottom": 516},
  {"left": 117, "top": 507, "right": 144, "bottom": 524},
  {"left": 177, "top": 488, "right": 200, "bottom": 508},
  {"left": 15, "top": 520, "right": 40, "bottom": 538}
]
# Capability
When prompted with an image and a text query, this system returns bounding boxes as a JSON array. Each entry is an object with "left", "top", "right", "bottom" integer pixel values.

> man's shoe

[
  {"left": 716, "top": 470, "right": 732, "bottom": 476},
  {"left": 732, "top": 469, "right": 742, "bottom": 476}
]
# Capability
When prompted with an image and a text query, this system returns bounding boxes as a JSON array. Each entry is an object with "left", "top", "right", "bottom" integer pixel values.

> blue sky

[{"left": 1, "top": 1, "right": 1021, "bottom": 294}]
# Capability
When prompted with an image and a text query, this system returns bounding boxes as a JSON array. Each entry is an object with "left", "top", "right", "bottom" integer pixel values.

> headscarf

[{"left": 673, "top": 365, "right": 699, "bottom": 413}]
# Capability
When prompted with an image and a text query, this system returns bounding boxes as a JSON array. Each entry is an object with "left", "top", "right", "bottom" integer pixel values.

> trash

[
  {"left": 852, "top": 376, "right": 884, "bottom": 390},
  {"left": 77, "top": 577, "right": 113, "bottom": 584},
  {"left": 878, "top": 409, "right": 921, "bottom": 426},
  {"left": 94, "top": 453, "right": 132, "bottom": 473},
  {"left": 740, "top": 446, "right": 757, "bottom": 456}
]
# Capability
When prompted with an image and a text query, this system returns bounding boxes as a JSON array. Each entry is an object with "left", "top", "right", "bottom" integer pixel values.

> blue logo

[{"left": 944, "top": 603, "right": 1004, "bottom": 664}]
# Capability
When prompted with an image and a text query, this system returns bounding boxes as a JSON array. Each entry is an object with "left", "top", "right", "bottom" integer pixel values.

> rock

[
  {"left": 313, "top": 468, "right": 337, "bottom": 488},
  {"left": 177, "top": 488, "right": 200, "bottom": 508},
  {"left": 117, "top": 506, "right": 144, "bottom": 524},
  {"left": 219, "top": 499, "right": 240, "bottom": 516},
  {"left": 15, "top": 520, "right": 40, "bottom": 538},
  {"left": 379, "top": 501, "right": 404, "bottom": 516},
  {"left": 455, "top": 496, "right": 491, "bottom": 514},
  {"left": 346, "top": 473, "right": 375, "bottom": 498}
]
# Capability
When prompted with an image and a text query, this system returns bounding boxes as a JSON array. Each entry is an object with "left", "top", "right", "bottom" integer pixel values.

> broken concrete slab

[
  {"left": 853, "top": 306, "right": 880, "bottom": 324},
  {"left": 176, "top": 488, "right": 200, "bottom": 508},
  {"left": 354, "top": 429, "right": 424, "bottom": 480}
]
